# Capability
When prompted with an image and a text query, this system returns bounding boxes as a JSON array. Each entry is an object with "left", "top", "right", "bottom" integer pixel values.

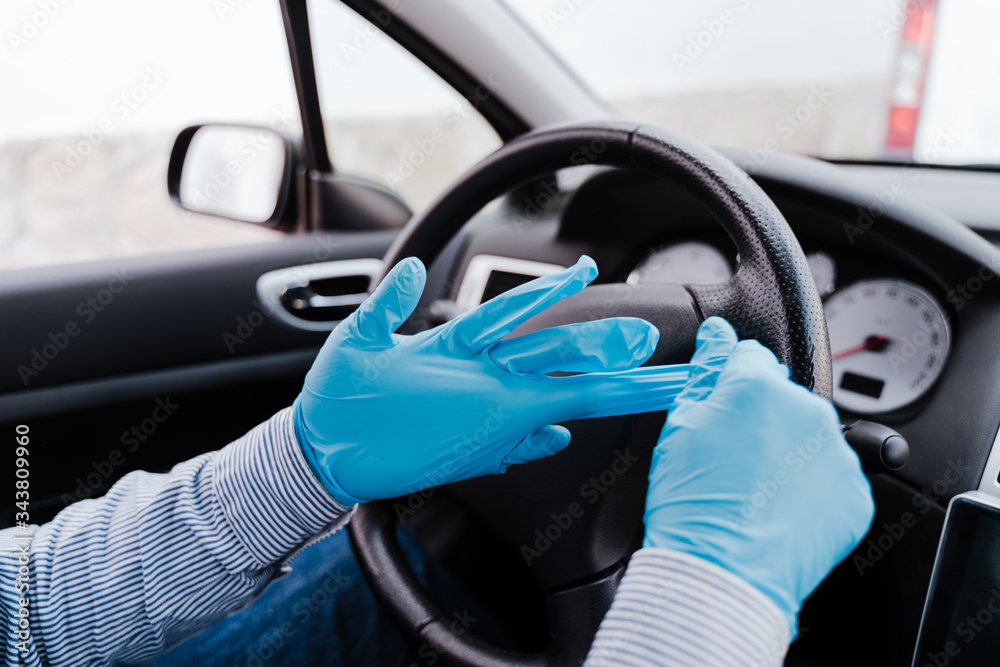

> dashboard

[{"left": 453, "top": 226, "right": 954, "bottom": 421}]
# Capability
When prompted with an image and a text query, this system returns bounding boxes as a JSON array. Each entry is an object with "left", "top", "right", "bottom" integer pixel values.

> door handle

[
  {"left": 282, "top": 286, "right": 368, "bottom": 312},
  {"left": 257, "top": 258, "right": 383, "bottom": 331}
]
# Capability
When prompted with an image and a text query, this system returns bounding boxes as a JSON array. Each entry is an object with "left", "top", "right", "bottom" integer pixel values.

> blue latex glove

[
  {"left": 643, "top": 317, "right": 875, "bottom": 633},
  {"left": 294, "top": 255, "right": 692, "bottom": 506}
]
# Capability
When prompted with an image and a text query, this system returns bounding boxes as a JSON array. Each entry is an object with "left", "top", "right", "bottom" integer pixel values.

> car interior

[{"left": 4, "top": 1, "right": 1000, "bottom": 665}]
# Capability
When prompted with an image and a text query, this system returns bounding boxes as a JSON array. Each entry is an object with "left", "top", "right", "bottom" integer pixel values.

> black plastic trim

[
  {"left": 279, "top": 0, "right": 332, "bottom": 174},
  {"left": 0, "top": 348, "right": 318, "bottom": 421}
]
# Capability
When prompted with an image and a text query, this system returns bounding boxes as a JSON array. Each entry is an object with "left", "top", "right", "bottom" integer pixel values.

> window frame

[{"left": 278, "top": 0, "right": 529, "bottom": 179}]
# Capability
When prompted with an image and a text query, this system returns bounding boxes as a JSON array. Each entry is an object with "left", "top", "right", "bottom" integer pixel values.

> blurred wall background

[{"left": 2, "top": 0, "right": 994, "bottom": 271}]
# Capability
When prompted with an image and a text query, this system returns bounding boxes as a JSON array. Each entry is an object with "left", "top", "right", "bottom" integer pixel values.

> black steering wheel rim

[{"left": 349, "top": 121, "right": 832, "bottom": 666}]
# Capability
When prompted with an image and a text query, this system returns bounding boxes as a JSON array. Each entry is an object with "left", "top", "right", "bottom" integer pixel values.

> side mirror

[{"left": 167, "top": 124, "right": 293, "bottom": 226}]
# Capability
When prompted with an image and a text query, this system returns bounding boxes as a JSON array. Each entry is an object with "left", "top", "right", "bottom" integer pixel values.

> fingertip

[
  {"left": 625, "top": 317, "right": 660, "bottom": 362},
  {"left": 675, "top": 317, "right": 736, "bottom": 401},
  {"left": 724, "top": 340, "right": 793, "bottom": 388},
  {"left": 354, "top": 257, "right": 427, "bottom": 344},
  {"left": 393, "top": 257, "right": 427, "bottom": 293},
  {"left": 696, "top": 317, "right": 737, "bottom": 346},
  {"left": 701, "top": 315, "right": 729, "bottom": 328},
  {"left": 732, "top": 339, "right": 785, "bottom": 371},
  {"left": 502, "top": 425, "right": 572, "bottom": 469},
  {"left": 546, "top": 425, "right": 573, "bottom": 454},
  {"left": 574, "top": 255, "right": 599, "bottom": 283},
  {"left": 690, "top": 317, "right": 738, "bottom": 365},
  {"left": 407, "top": 256, "right": 427, "bottom": 276},
  {"left": 641, "top": 321, "right": 660, "bottom": 357}
]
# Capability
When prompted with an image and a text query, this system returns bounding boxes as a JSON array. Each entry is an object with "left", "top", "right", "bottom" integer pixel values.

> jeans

[{"left": 153, "top": 527, "right": 499, "bottom": 667}]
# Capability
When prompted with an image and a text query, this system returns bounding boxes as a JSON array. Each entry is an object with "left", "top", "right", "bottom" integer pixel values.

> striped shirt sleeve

[
  {"left": 1, "top": 407, "right": 351, "bottom": 667},
  {"left": 584, "top": 548, "right": 792, "bottom": 667}
]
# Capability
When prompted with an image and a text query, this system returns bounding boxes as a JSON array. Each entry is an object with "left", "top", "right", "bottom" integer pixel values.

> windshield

[{"left": 504, "top": 0, "right": 999, "bottom": 166}]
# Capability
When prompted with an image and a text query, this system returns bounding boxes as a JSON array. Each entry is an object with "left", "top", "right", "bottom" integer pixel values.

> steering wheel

[{"left": 348, "top": 122, "right": 832, "bottom": 666}]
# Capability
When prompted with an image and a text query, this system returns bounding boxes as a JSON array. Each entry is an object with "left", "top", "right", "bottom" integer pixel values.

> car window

[
  {"left": 0, "top": 0, "right": 298, "bottom": 272},
  {"left": 504, "top": 0, "right": 1000, "bottom": 166},
  {"left": 306, "top": 0, "right": 502, "bottom": 212}
]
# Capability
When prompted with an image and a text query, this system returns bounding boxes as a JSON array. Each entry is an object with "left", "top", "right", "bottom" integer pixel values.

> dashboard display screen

[
  {"left": 913, "top": 496, "right": 1000, "bottom": 666},
  {"left": 481, "top": 270, "right": 535, "bottom": 304},
  {"left": 839, "top": 371, "right": 885, "bottom": 399}
]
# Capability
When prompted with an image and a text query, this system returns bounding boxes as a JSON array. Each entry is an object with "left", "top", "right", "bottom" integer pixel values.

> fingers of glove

[
  {"left": 443, "top": 256, "right": 598, "bottom": 352},
  {"left": 717, "top": 338, "right": 791, "bottom": 389},
  {"left": 489, "top": 317, "right": 659, "bottom": 377},
  {"left": 675, "top": 316, "right": 738, "bottom": 404},
  {"left": 500, "top": 425, "right": 572, "bottom": 469},
  {"left": 344, "top": 257, "right": 426, "bottom": 348},
  {"left": 556, "top": 363, "right": 692, "bottom": 419}
]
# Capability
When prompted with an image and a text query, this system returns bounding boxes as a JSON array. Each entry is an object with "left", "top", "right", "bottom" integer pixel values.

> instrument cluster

[{"left": 628, "top": 241, "right": 952, "bottom": 416}]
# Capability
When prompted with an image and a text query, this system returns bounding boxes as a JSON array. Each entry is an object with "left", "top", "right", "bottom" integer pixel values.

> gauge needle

[{"left": 832, "top": 335, "right": 890, "bottom": 361}]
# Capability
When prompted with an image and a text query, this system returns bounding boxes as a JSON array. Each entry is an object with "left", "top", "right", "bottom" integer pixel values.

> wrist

[
  {"left": 292, "top": 396, "right": 368, "bottom": 506},
  {"left": 642, "top": 522, "right": 799, "bottom": 634},
  {"left": 588, "top": 548, "right": 792, "bottom": 666},
  {"left": 214, "top": 407, "right": 354, "bottom": 566}
]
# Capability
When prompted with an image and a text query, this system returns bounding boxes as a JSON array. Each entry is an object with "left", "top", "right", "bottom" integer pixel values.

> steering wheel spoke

[{"left": 508, "top": 282, "right": 701, "bottom": 366}]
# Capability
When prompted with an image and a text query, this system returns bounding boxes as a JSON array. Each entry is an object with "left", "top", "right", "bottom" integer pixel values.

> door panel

[
  {"left": 1, "top": 231, "right": 395, "bottom": 526},
  {"left": 1, "top": 232, "right": 394, "bottom": 392}
]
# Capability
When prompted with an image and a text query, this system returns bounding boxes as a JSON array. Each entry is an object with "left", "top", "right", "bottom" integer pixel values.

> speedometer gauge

[
  {"left": 627, "top": 241, "right": 732, "bottom": 285},
  {"left": 824, "top": 279, "right": 951, "bottom": 415}
]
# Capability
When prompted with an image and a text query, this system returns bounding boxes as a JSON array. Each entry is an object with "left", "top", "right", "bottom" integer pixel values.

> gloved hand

[
  {"left": 294, "top": 255, "right": 691, "bottom": 506},
  {"left": 643, "top": 317, "right": 874, "bottom": 633}
]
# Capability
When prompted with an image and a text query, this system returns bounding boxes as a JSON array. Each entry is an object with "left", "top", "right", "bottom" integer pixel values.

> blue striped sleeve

[
  {"left": 1, "top": 407, "right": 351, "bottom": 667},
  {"left": 584, "top": 548, "right": 792, "bottom": 667}
]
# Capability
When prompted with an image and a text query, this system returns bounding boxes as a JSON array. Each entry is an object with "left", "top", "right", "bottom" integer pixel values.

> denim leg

[{"left": 152, "top": 526, "right": 505, "bottom": 667}]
